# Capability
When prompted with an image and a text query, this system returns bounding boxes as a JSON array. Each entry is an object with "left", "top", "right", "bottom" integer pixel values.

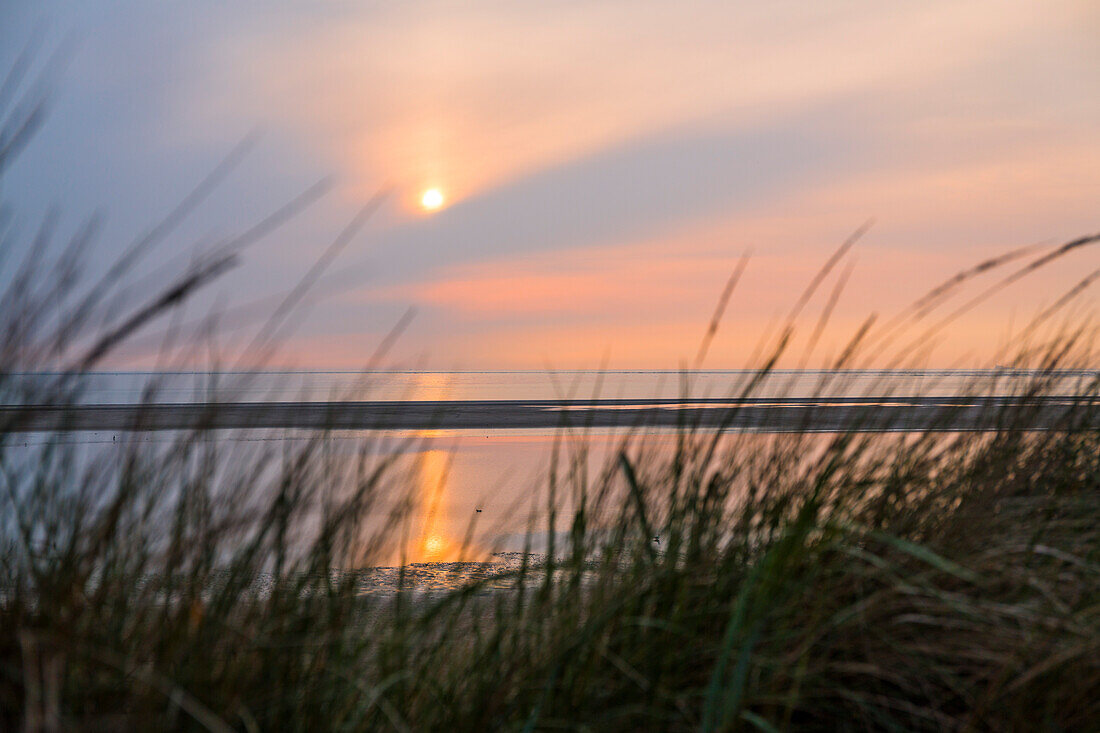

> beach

[{"left": 4, "top": 394, "right": 1099, "bottom": 432}]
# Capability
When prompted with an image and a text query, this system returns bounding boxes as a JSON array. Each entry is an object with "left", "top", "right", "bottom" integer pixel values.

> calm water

[
  {"left": 5, "top": 368, "right": 1095, "bottom": 404},
  {"left": 3, "top": 370, "right": 1096, "bottom": 585}
]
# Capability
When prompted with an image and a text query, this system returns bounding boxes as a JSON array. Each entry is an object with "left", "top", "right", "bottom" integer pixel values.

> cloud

[
  {"left": 347, "top": 103, "right": 864, "bottom": 284},
  {"left": 5, "top": 0, "right": 1099, "bottom": 369}
]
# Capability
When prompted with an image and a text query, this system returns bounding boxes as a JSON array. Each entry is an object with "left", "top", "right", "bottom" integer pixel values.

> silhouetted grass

[{"left": 2, "top": 55, "right": 1099, "bottom": 732}]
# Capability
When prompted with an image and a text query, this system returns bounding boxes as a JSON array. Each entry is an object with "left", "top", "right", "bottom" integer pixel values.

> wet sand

[{"left": 2, "top": 396, "right": 1097, "bottom": 432}]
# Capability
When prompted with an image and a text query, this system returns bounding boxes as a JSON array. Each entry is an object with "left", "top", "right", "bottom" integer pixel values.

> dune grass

[
  {"left": 2, "top": 54, "right": 1100, "bottom": 732},
  {"left": 2, "top": 268, "right": 1098, "bottom": 733}
]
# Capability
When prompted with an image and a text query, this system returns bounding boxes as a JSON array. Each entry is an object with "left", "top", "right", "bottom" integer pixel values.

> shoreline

[{"left": 3, "top": 396, "right": 1097, "bottom": 432}]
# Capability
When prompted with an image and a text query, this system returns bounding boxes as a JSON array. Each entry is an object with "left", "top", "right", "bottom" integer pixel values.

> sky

[{"left": 2, "top": 0, "right": 1099, "bottom": 369}]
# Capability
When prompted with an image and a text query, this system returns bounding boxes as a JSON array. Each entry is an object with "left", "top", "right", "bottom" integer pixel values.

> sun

[{"left": 420, "top": 188, "right": 445, "bottom": 211}]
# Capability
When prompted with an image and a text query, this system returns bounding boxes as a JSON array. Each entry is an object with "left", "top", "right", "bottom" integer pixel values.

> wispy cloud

[{"left": 6, "top": 0, "right": 1099, "bottom": 367}]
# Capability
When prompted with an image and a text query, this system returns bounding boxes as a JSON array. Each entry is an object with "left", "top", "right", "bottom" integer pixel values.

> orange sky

[{"left": 5, "top": 1, "right": 1099, "bottom": 369}]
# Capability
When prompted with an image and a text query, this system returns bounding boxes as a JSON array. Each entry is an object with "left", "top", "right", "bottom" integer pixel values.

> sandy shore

[{"left": 2, "top": 396, "right": 1096, "bottom": 432}]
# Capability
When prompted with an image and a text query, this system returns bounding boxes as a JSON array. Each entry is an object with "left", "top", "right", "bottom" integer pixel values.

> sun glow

[
  {"left": 420, "top": 188, "right": 445, "bottom": 211},
  {"left": 421, "top": 534, "right": 449, "bottom": 560}
]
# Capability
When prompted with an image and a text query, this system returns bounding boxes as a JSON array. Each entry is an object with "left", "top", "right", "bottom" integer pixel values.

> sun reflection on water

[{"left": 408, "top": 373, "right": 473, "bottom": 563}]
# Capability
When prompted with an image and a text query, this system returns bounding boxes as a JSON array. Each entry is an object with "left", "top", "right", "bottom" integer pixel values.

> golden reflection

[
  {"left": 408, "top": 373, "right": 470, "bottom": 563},
  {"left": 413, "top": 447, "right": 459, "bottom": 562}
]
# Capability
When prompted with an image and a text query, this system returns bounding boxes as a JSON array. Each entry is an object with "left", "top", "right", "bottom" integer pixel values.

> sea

[{"left": 2, "top": 369, "right": 1096, "bottom": 590}]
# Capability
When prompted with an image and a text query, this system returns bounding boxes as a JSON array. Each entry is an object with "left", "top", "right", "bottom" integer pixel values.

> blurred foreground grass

[
  {"left": 1, "top": 54, "right": 1099, "bottom": 732},
  {"left": 3, "top": 354, "right": 1098, "bottom": 732}
]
